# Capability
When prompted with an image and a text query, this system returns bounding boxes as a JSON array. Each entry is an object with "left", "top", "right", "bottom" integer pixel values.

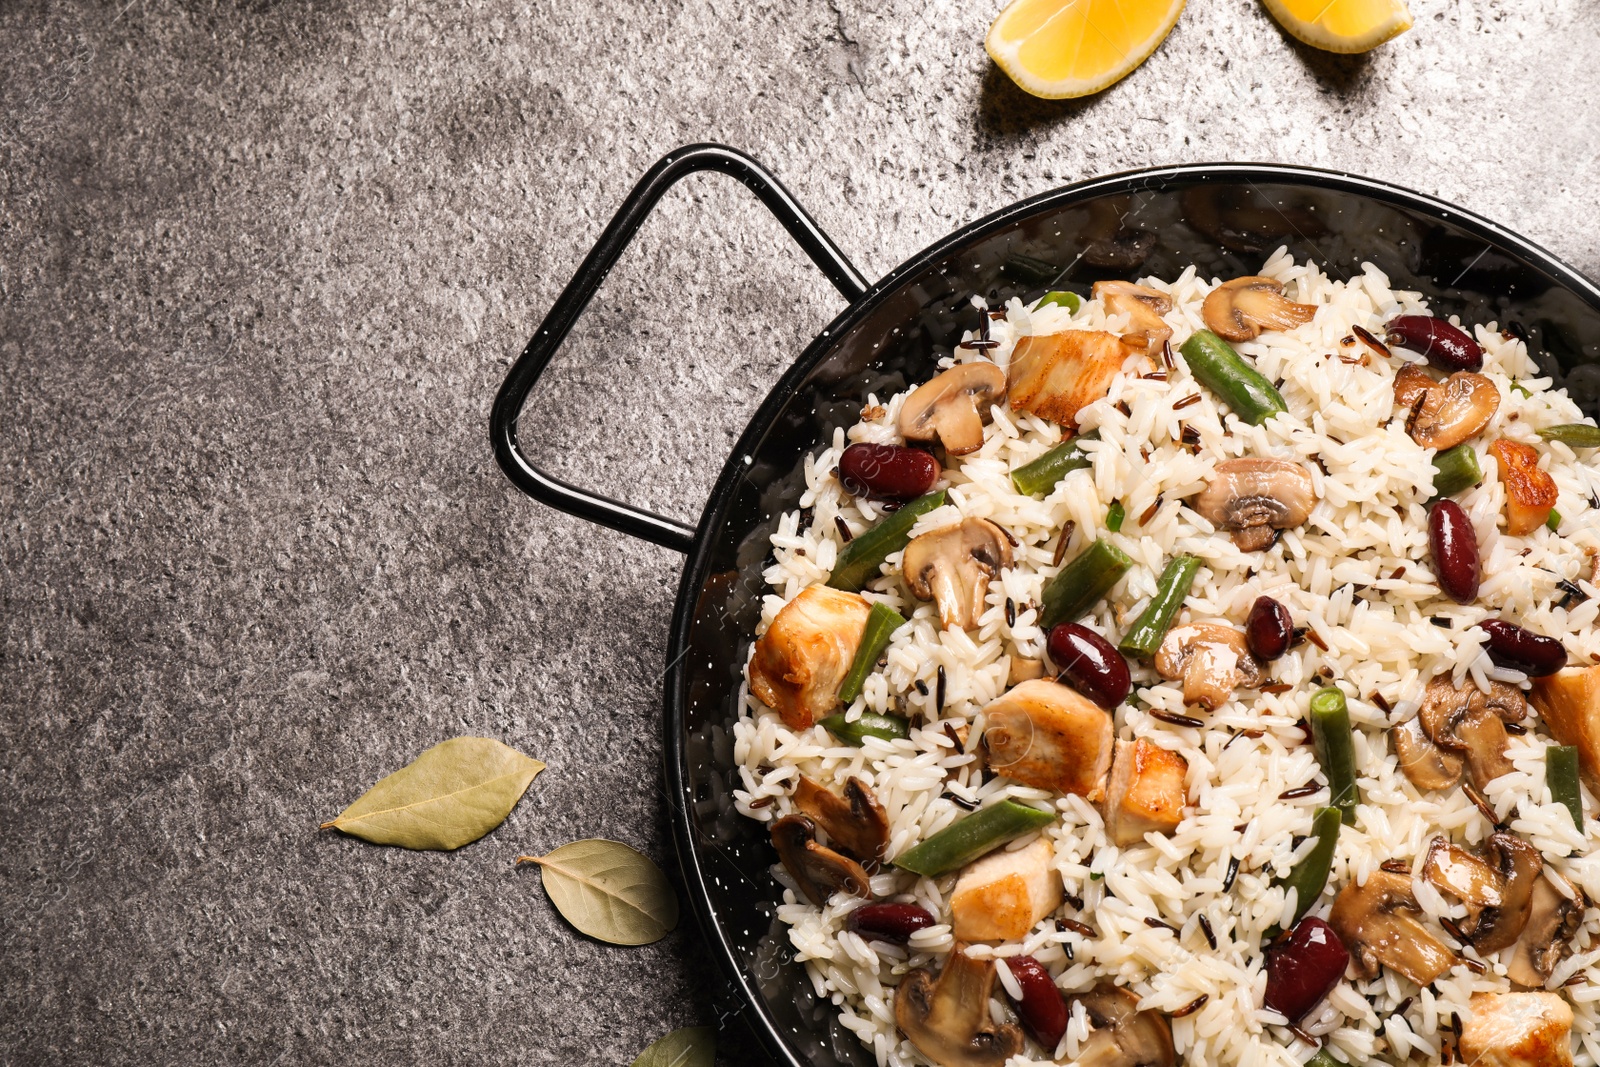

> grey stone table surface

[{"left": 2, "top": 0, "right": 1598, "bottom": 1063}]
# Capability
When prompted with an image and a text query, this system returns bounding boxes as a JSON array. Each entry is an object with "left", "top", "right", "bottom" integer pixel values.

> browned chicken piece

[
  {"left": 1532, "top": 664, "right": 1600, "bottom": 795},
  {"left": 1006, "top": 330, "right": 1129, "bottom": 430},
  {"left": 1103, "top": 739, "right": 1189, "bottom": 846},
  {"left": 1459, "top": 992, "right": 1574, "bottom": 1067},
  {"left": 981, "top": 679, "right": 1114, "bottom": 799},
  {"left": 1490, "top": 439, "right": 1559, "bottom": 536},
  {"left": 748, "top": 585, "right": 870, "bottom": 731},
  {"left": 948, "top": 836, "right": 1062, "bottom": 942}
]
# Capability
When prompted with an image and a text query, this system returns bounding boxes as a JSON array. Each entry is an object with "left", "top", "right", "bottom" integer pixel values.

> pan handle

[{"left": 490, "top": 143, "right": 870, "bottom": 554}]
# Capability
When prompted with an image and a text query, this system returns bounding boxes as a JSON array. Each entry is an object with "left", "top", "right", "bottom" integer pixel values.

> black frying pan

[{"left": 491, "top": 144, "right": 1600, "bottom": 1067}]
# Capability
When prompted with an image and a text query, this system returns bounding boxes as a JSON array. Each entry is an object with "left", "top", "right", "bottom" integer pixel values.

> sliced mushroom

[
  {"left": 1459, "top": 992, "right": 1575, "bottom": 1067},
  {"left": 1154, "top": 623, "right": 1263, "bottom": 711},
  {"left": 1191, "top": 457, "right": 1316, "bottom": 551},
  {"left": 1006, "top": 329, "right": 1129, "bottom": 430},
  {"left": 1491, "top": 439, "right": 1560, "bottom": 536},
  {"left": 1392, "top": 715, "right": 1465, "bottom": 792},
  {"left": 1393, "top": 363, "right": 1500, "bottom": 451},
  {"left": 1067, "top": 983, "right": 1176, "bottom": 1067},
  {"left": 748, "top": 585, "right": 871, "bottom": 731},
  {"left": 1417, "top": 676, "right": 1521, "bottom": 789},
  {"left": 898, "top": 361, "right": 1008, "bottom": 456},
  {"left": 901, "top": 519, "right": 1013, "bottom": 631},
  {"left": 1423, "top": 832, "right": 1542, "bottom": 954},
  {"left": 894, "top": 947, "right": 1025, "bottom": 1067},
  {"left": 1507, "top": 872, "right": 1584, "bottom": 988},
  {"left": 948, "top": 836, "right": 1063, "bottom": 942},
  {"left": 1328, "top": 870, "right": 1455, "bottom": 985},
  {"left": 981, "top": 679, "right": 1115, "bottom": 799},
  {"left": 1092, "top": 280, "right": 1173, "bottom": 353},
  {"left": 770, "top": 814, "right": 871, "bottom": 906},
  {"left": 1200, "top": 276, "right": 1316, "bottom": 342},
  {"left": 1531, "top": 664, "right": 1600, "bottom": 794},
  {"left": 1103, "top": 738, "right": 1189, "bottom": 846},
  {"left": 792, "top": 776, "right": 889, "bottom": 868}
]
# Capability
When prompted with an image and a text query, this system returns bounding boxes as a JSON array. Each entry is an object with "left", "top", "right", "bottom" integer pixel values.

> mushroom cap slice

[
  {"left": 792, "top": 775, "right": 889, "bottom": 867},
  {"left": 898, "top": 361, "right": 1007, "bottom": 456},
  {"left": 1459, "top": 992, "right": 1575, "bottom": 1067},
  {"left": 1200, "top": 276, "right": 1316, "bottom": 342},
  {"left": 981, "top": 679, "right": 1114, "bottom": 799},
  {"left": 1394, "top": 363, "right": 1500, "bottom": 451},
  {"left": 1093, "top": 280, "right": 1173, "bottom": 353},
  {"left": 1417, "top": 676, "right": 1519, "bottom": 789},
  {"left": 769, "top": 814, "right": 872, "bottom": 906},
  {"left": 1392, "top": 715, "right": 1464, "bottom": 792},
  {"left": 901, "top": 518, "right": 1012, "bottom": 631},
  {"left": 1192, "top": 457, "right": 1316, "bottom": 552},
  {"left": 893, "top": 948, "right": 1025, "bottom": 1067},
  {"left": 1491, "top": 439, "right": 1560, "bottom": 536},
  {"left": 1530, "top": 665, "right": 1600, "bottom": 795},
  {"left": 748, "top": 585, "right": 871, "bottom": 731},
  {"left": 1507, "top": 873, "right": 1584, "bottom": 989},
  {"left": 948, "top": 836, "right": 1063, "bottom": 942},
  {"left": 1006, "top": 329, "right": 1129, "bottom": 430},
  {"left": 1067, "top": 983, "right": 1176, "bottom": 1067},
  {"left": 1154, "top": 623, "right": 1262, "bottom": 711},
  {"left": 1424, "top": 832, "right": 1542, "bottom": 954},
  {"left": 1103, "top": 738, "right": 1189, "bottom": 846},
  {"left": 1328, "top": 870, "right": 1455, "bottom": 986}
]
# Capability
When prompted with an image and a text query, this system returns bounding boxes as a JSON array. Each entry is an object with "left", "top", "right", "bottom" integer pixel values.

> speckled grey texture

[{"left": 2, "top": 0, "right": 1597, "bottom": 1063}]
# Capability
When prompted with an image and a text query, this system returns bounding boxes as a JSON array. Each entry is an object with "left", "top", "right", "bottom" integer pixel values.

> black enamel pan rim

[{"left": 662, "top": 161, "right": 1600, "bottom": 1066}]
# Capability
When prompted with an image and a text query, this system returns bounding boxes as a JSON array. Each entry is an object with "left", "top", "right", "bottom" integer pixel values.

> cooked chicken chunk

[
  {"left": 1006, "top": 330, "right": 1129, "bottom": 430},
  {"left": 981, "top": 680, "right": 1114, "bottom": 799},
  {"left": 1459, "top": 992, "right": 1573, "bottom": 1067},
  {"left": 1531, "top": 665, "right": 1600, "bottom": 795},
  {"left": 949, "top": 836, "right": 1063, "bottom": 942},
  {"left": 748, "top": 585, "right": 871, "bottom": 731},
  {"left": 1103, "top": 739, "right": 1189, "bottom": 845}
]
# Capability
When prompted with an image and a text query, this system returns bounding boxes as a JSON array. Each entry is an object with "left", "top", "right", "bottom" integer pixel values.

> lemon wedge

[
  {"left": 1260, "top": 0, "right": 1412, "bottom": 53},
  {"left": 986, "top": 0, "right": 1187, "bottom": 100}
]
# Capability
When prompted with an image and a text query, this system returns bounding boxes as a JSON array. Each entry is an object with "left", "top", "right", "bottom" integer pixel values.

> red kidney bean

[
  {"left": 1003, "top": 956, "right": 1069, "bottom": 1051},
  {"left": 1385, "top": 315, "right": 1484, "bottom": 373},
  {"left": 838, "top": 443, "right": 940, "bottom": 501},
  {"left": 845, "top": 902, "right": 936, "bottom": 945},
  {"left": 1246, "top": 596, "right": 1293, "bottom": 661},
  {"left": 1477, "top": 619, "right": 1568, "bottom": 677},
  {"left": 1047, "top": 622, "right": 1131, "bottom": 709},
  {"left": 1264, "top": 917, "right": 1349, "bottom": 1023},
  {"left": 1429, "top": 500, "right": 1480, "bottom": 604}
]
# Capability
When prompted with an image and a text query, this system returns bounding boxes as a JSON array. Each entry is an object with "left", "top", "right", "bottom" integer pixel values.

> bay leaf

[
  {"left": 321, "top": 737, "right": 544, "bottom": 850},
  {"left": 630, "top": 1026, "right": 714, "bottom": 1067},
  {"left": 518, "top": 839, "right": 679, "bottom": 945}
]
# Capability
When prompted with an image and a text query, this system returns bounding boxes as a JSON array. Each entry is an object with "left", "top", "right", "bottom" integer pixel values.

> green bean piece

[
  {"left": 1001, "top": 254, "right": 1059, "bottom": 285},
  {"left": 1548, "top": 508, "right": 1563, "bottom": 533},
  {"left": 818, "top": 711, "right": 910, "bottom": 746},
  {"left": 1011, "top": 431, "right": 1098, "bottom": 497},
  {"left": 1548, "top": 745, "right": 1583, "bottom": 829},
  {"left": 1179, "top": 330, "right": 1288, "bottom": 426},
  {"left": 1277, "top": 807, "right": 1343, "bottom": 926},
  {"left": 1510, "top": 380, "right": 1533, "bottom": 398},
  {"left": 1430, "top": 443, "right": 1482, "bottom": 498},
  {"left": 836, "top": 603, "right": 909, "bottom": 704},
  {"left": 1118, "top": 555, "right": 1201, "bottom": 658},
  {"left": 1538, "top": 423, "right": 1600, "bottom": 448},
  {"left": 1310, "top": 687, "right": 1361, "bottom": 826},
  {"left": 1038, "top": 290, "right": 1082, "bottom": 313},
  {"left": 893, "top": 800, "right": 1055, "bottom": 877},
  {"left": 1303, "top": 1047, "right": 1343, "bottom": 1067},
  {"left": 827, "top": 490, "right": 948, "bottom": 591},
  {"left": 1039, "top": 539, "right": 1134, "bottom": 630},
  {"left": 1106, "top": 501, "right": 1126, "bottom": 532}
]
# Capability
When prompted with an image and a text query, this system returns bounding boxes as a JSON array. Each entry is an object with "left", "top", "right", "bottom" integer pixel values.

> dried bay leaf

[
  {"left": 518, "top": 839, "right": 679, "bottom": 945},
  {"left": 630, "top": 1026, "right": 714, "bottom": 1067},
  {"left": 321, "top": 737, "right": 544, "bottom": 850}
]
